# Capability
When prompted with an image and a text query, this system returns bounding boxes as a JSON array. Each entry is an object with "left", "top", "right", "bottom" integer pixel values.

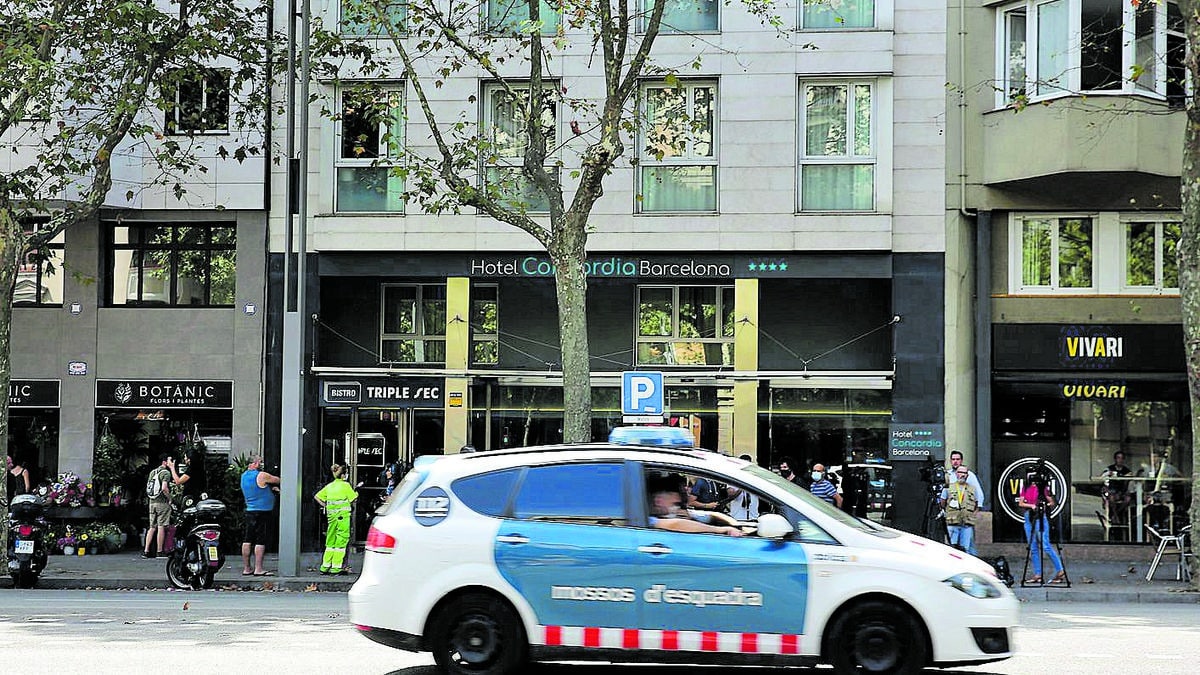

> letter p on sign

[{"left": 622, "top": 371, "right": 664, "bottom": 415}]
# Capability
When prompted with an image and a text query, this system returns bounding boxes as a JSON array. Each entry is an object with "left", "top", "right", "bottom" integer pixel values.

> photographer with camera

[
  {"left": 939, "top": 466, "right": 978, "bottom": 554},
  {"left": 1017, "top": 462, "right": 1066, "bottom": 585}
]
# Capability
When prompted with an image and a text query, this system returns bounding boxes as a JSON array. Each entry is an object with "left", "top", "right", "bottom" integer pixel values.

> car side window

[
  {"left": 792, "top": 511, "right": 839, "bottom": 545},
  {"left": 512, "top": 463, "right": 626, "bottom": 525},
  {"left": 452, "top": 468, "right": 521, "bottom": 516}
]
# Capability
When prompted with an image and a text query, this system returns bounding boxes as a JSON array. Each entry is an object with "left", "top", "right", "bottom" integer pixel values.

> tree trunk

[
  {"left": 549, "top": 219, "right": 592, "bottom": 444},
  {"left": 0, "top": 205, "right": 24, "bottom": 564},
  {"left": 1182, "top": 0, "right": 1200, "bottom": 586}
]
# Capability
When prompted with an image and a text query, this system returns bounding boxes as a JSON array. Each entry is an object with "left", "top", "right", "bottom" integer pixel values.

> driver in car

[{"left": 647, "top": 474, "right": 745, "bottom": 537}]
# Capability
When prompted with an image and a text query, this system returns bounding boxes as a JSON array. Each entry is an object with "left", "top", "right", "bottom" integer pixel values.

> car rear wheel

[
  {"left": 429, "top": 592, "right": 527, "bottom": 675},
  {"left": 827, "top": 599, "right": 927, "bottom": 674}
]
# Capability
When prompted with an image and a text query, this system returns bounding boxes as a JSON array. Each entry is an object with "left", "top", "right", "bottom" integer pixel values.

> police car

[{"left": 349, "top": 429, "right": 1018, "bottom": 674}]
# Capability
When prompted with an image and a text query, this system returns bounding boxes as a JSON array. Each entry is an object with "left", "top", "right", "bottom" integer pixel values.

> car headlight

[{"left": 944, "top": 573, "right": 1003, "bottom": 599}]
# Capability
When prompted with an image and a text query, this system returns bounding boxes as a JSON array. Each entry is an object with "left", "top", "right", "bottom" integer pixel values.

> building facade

[
  {"left": 946, "top": 0, "right": 1189, "bottom": 542},
  {"left": 268, "top": 0, "right": 950, "bottom": 547},
  {"left": 7, "top": 32, "right": 270, "bottom": 505}
]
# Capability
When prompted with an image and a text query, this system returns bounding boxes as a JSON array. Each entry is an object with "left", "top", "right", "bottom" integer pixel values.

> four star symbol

[{"left": 746, "top": 261, "right": 789, "bottom": 273}]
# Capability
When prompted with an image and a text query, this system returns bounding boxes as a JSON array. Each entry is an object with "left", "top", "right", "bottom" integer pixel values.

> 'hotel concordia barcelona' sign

[{"left": 96, "top": 380, "right": 233, "bottom": 408}]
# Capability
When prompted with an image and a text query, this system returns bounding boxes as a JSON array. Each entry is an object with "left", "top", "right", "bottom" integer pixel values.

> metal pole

[{"left": 278, "top": 0, "right": 310, "bottom": 577}]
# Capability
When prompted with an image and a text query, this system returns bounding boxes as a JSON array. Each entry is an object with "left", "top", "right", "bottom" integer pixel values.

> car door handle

[
  {"left": 497, "top": 534, "right": 529, "bottom": 544},
  {"left": 637, "top": 544, "right": 673, "bottom": 555}
]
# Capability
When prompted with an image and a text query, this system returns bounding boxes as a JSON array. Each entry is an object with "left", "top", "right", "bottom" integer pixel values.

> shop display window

[{"left": 757, "top": 386, "right": 892, "bottom": 470}]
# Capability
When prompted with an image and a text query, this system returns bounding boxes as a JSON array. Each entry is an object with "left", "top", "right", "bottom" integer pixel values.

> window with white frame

[
  {"left": 164, "top": 68, "right": 230, "bottom": 134},
  {"left": 802, "top": 0, "right": 875, "bottom": 29},
  {"left": 472, "top": 284, "right": 499, "bottom": 365},
  {"left": 799, "top": 80, "right": 874, "bottom": 211},
  {"left": 642, "top": 0, "right": 720, "bottom": 33},
  {"left": 340, "top": 0, "right": 406, "bottom": 35},
  {"left": 1124, "top": 220, "right": 1180, "bottom": 291},
  {"left": 337, "top": 85, "right": 405, "bottom": 213},
  {"left": 996, "top": 0, "right": 1185, "bottom": 106},
  {"left": 381, "top": 284, "right": 446, "bottom": 363},
  {"left": 1016, "top": 216, "right": 1094, "bottom": 291},
  {"left": 482, "top": 82, "right": 558, "bottom": 213},
  {"left": 637, "top": 80, "right": 717, "bottom": 213},
  {"left": 636, "top": 285, "right": 734, "bottom": 366},
  {"left": 486, "top": 0, "right": 561, "bottom": 35}
]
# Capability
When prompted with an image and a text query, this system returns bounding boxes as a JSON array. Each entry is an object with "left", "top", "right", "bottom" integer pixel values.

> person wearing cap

[{"left": 940, "top": 466, "right": 979, "bottom": 554}]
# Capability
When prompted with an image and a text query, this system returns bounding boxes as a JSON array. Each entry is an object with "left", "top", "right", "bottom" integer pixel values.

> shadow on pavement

[{"left": 382, "top": 664, "right": 1005, "bottom": 675}]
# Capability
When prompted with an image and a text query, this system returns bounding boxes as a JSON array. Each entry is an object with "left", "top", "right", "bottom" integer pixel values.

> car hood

[{"left": 846, "top": 526, "right": 1000, "bottom": 580}]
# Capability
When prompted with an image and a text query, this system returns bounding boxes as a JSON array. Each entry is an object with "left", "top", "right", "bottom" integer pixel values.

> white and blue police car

[{"left": 349, "top": 429, "right": 1018, "bottom": 674}]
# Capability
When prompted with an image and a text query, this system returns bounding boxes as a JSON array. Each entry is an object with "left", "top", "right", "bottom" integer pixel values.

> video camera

[{"left": 917, "top": 455, "right": 946, "bottom": 493}]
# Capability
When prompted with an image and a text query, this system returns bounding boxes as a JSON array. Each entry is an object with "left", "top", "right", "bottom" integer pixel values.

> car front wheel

[
  {"left": 429, "top": 592, "right": 527, "bottom": 675},
  {"left": 827, "top": 599, "right": 928, "bottom": 674}
]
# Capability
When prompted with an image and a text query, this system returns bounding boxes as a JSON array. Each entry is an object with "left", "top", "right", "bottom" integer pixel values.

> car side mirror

[{"left": 756, "top": 513, "right": 794, "bottom": 539}]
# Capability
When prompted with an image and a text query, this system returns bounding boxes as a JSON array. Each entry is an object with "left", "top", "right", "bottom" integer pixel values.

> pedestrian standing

[
  {"left": 940, "top": 466, "right": 979, "bottom": 554},
  {"left": 315, "top": 464, "right": 358, "bottom": 575},
  {"left": 143, "top": 454, "right": 173, "bottom": 558},
  {"left": 808, "top": 464, "right": 843, "bottom": 508},
  {"left": 240, "top": 455, "right": 280, "bottom": 576}
]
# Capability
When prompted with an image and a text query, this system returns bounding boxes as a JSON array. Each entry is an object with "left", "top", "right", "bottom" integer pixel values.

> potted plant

[
  {"left": 92, "top": 425, "right": 125, "bottom": 505},
  {"left": 57, "top": 534, "right": 78, "bottom": 556}
]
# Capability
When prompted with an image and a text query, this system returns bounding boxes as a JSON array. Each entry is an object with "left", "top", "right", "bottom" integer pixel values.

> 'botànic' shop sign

[{"left": 96, "top": 380, "right": 233, "bottom": 409}]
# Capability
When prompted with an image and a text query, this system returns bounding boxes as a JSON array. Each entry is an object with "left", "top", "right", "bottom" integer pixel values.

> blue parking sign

[{"left": 622, "top": 371, "right": 663, "bottom": 415}]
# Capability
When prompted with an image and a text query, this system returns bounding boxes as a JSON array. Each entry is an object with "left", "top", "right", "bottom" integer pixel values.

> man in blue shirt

[
  {"left": 808, "top": 464, "right": 842, "bottom": 508},
  {"left": 240, "top": 455, "right": 280, "bottom": 576}
]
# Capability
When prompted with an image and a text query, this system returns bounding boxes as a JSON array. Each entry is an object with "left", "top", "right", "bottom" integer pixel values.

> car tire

[
  {"left": 429, "top": 592, "right": 528, "bottom": 675},
  {"left": 827, "top": 599, "right": 928, "bottom": 675}
]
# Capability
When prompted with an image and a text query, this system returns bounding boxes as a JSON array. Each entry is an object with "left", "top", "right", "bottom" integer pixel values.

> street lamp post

[{"left": 278, "top": 0, "right": 311, "bottom": 577}]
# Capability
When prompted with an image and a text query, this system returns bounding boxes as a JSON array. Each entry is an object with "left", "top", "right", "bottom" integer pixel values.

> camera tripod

[
  {"left": 1021, "top": 498, "right": 1071, "bottom": 588},
  {"left": 919, "top": 484, "right": 948, "bottom": 544}
]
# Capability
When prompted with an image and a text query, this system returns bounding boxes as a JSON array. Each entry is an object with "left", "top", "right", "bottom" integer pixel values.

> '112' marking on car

[{"left": 415, "top": 497, "right": 450, "bottom": 514}]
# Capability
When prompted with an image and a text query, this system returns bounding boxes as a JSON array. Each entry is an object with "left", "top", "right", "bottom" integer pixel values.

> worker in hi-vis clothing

[{"left": 314, "top": 464, "right": 358, "bottom": 575}]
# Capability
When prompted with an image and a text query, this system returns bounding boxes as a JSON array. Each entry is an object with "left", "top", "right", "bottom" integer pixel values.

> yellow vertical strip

[
  {"left": 733, "top": 278, "right": 759, "bottom": 461},
  {"left": 444, "top": 277, "right": 469, "bottom": 453}
]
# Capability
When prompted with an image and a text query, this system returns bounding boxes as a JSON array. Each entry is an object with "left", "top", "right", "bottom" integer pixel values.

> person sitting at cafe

[{"left": 1101, "top": 450, "right": 1133, "bottom": 525}]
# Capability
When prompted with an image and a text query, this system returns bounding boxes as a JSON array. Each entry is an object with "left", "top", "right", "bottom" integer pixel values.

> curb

[
  {"left": 1013, "top": 588, "right": 1200, "bottom": 604},
  {"left": 22, "top": 577, "right": 357, "bottom": 592}
]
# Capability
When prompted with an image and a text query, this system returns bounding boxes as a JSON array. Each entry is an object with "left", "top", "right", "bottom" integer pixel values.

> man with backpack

[{"left": 143, "top": 454, "right": 173, "bottom": 558}]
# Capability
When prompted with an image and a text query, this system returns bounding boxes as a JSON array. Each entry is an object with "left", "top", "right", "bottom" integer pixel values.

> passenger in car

[{"left": 647, "top": 474, "right": 744, "bottom": 537}]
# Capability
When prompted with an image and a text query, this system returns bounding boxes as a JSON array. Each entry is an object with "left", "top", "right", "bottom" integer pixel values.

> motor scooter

[
  {"left": 166, "top": 497, "right": 226, "bottom": 590},
  {"left": 7, "top": 494, "right": 49, "bottom": 588}
]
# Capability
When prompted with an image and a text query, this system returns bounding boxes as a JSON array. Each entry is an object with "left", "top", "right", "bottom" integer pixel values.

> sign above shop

[
  {"left": 96, "top": 380, "right": 233, "bottom": 409},
  {"left": 9, "top": 379, "right": 60, "bottom": 408},
  {"left": 887, "top": 423, "right": 945, "bottom": 461},
  {"left": 1060, "top": 379, "right": 1127, "bottom": 400},
  {"left": 319, "top": 252, "right": 893, "bottom": 280},
  {"left": 318, "top": 377, "right": 444, "bottom": 408},
  {"left": 993, "top": 324, "right": 1185, "bottom": 372}
]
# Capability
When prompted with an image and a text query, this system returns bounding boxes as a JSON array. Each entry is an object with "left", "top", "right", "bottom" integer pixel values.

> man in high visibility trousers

[{"left": 314, "top": 464, "right": 358, "bottom": 575}]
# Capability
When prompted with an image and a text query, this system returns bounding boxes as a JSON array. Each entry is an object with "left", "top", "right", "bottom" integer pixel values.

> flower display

[{"left": 38, "top": 471, "right": 93, "bottom": 507}]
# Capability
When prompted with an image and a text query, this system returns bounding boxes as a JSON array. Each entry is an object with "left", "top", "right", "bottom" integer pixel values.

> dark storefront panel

[
  {"left": 8, "top": 380, "right": 62, "bottom": 484},
  {"left": 758, "top": 279, "right": 893, "bottom": 371},
  {"left": 756, "top": 386, "right": 892, "bottom": 471},
  {"left": 991, "top": 322, "right": 1192, "bottom": 544}
]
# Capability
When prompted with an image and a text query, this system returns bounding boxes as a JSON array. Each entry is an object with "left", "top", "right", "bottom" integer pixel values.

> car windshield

[{"left": 743, "top": 464, "right": 897, "bottom": 537}]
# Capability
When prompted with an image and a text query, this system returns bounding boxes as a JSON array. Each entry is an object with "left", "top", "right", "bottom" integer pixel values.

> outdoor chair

[{"left": 1145, "top": 524, "right": 1192, "bottom": 582}]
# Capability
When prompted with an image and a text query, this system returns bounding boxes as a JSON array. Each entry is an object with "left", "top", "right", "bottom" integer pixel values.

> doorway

[{"left": 320, "top": 407, "right": 444, "bottom": 542}]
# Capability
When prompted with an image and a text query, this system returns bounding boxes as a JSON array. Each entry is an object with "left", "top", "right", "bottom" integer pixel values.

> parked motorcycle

[
  {"left": 7, "top": 494, "right": 49, "bottom": 588},
  {"left": 166, "top": 498, "right": 226, "bottom": 590}
]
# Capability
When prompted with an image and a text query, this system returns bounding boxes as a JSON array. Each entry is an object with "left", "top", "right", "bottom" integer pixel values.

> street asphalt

[{"left": 11, "top": 542, "right": 1198, "bottom": 602}]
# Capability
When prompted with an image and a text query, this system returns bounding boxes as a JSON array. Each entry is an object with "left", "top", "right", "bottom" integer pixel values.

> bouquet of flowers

[{"left": 40, "top": 472, "right": 92, "bottom": 507}]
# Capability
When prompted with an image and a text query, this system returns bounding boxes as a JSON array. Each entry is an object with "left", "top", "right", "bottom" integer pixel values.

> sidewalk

[
  {"left": 977, "top": 543, "right": 1199, "bottom": 604},
  {"left": 27, "top": 549, "right": 361, "bottom": 592},
  {"left": 15, "top": 543, "right": 1200, "bottom": 602}
]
